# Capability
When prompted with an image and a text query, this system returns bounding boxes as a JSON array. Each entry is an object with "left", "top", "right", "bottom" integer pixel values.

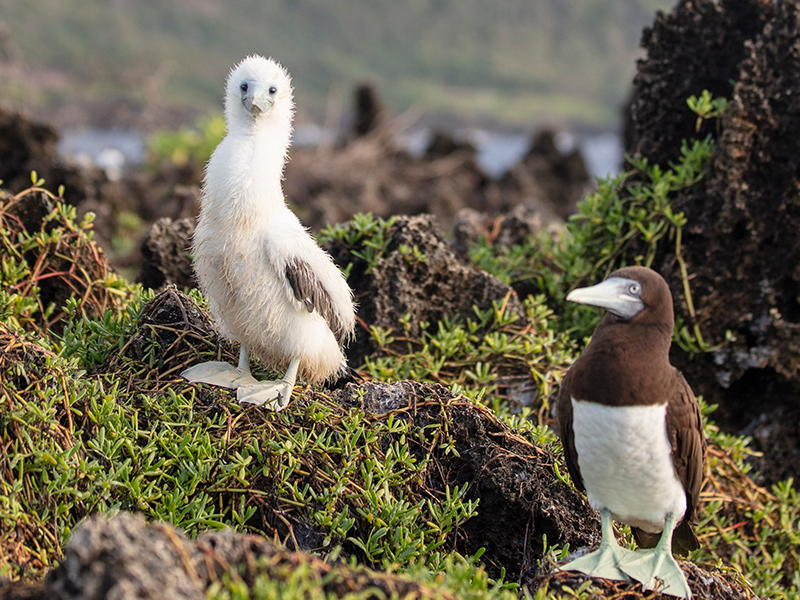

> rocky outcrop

[{"left": 626, "top": 0, "right": 800, "bottom": 482}]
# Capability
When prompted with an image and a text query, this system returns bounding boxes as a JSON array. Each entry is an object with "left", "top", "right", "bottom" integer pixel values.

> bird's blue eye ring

[
  {"left": 629, "top": 283, "right": 641, "bottom": 296},
  {"left": 240, "top": 82, "right": 249, "bottom": 93},
  {"left": 269, "top": 86, "right": 278, "bottom": 95}
]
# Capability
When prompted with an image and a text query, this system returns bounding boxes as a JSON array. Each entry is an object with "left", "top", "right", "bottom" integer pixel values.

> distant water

[
  {"left": 57, "top": 125, "right": 623, "bottom": 181},
  {"left": 397, "top": 127, "right": 624, "bottom": 180},
  {"left": 58, "top": 128, "right": 147, "bottom": 180}
]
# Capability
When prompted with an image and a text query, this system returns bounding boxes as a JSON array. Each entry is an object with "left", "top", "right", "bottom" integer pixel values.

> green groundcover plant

[{"left": 1, "top": 93, "right": 798, "bottom": 599}]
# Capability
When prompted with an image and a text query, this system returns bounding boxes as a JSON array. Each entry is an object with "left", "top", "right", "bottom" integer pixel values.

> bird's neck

[
  {"left": 249, "top": 116, "right": 292, "bottom": 194},
  {"left": 217, "top": 116, "right": 292, "bottom": 222}
]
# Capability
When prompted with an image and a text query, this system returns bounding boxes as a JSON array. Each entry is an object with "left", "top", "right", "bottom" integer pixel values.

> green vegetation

[
  {"left": 1, "top": 91, "right": 799, "bottom": 599},
  {"left": 319, "top": 213, "right": 399, "bottom": 276},
  {"left": 148, "top": 116, "right": 226, "bottom": 169},
  {"left": 1, "top": 0, "right": 672, "bottom": 127},
  {"left": 1, "top": 313, "right": 479, "bottom": 571},
  {"left": 469, "top": 95, "right": 727, "bottom": 352},
  {"left": 0, "top": 176, "right": 130, "bottom": 334},
  {"left": 693, "top": 409, "right": 800, "bottom": 597}
]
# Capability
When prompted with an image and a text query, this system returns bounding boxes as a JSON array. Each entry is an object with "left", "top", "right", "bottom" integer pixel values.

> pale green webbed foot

[
  {"left": 237, "top": 356, "right": 300, "bottom": 412},
  {"left": 617, "top": 513, "right": 692, "bottom": 599},
  {"left": 182, "top": 345, "right": 258, "bottom": 389},
  {"left": 560, "top": 508, "right": 634, "bottom": 582},
  {"left": 237, "top": 379, "right": 295, "bottom": 410},
  {"left": 183, "top": 347, "right": 301, "bottom": 412},
  {"left": 181, "top": 361, "right": 258, "bottom": 388}
]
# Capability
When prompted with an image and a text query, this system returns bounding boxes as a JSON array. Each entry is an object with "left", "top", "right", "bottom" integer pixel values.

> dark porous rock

[
  {"left": 1, "top": 189, "right": 55, "bottom": 235},
  {"left": 0, "top": 109, "right": 60, "bottom": 193},
  {"left": 424, "top": 130, "right": 477, "bottom": 159},
  {"left": 748, "top": 403, "right": 800, "bottom": 486},
  {"left": 440, "top": 400, "right": 596, "bottom": 582},
  {"left": 0, "top": 108, "right": 116, "bottom": 221},
  {"left": 328, "top": 214, "right": 527, "bottom": 366},
  {"left": 43, "top": 512, "right": 205, "bottom": 600},
  {"left": 494, "top": 204, "right": 546, "bottom": 247},
  {"left": 500, "top": 129, "right": 591, "bottom": 219},
  {"left": 348, "top": 83, "right": 386, "bottom": 140},
  {"left": 137, "top": 217, "right": 196, "bottom": 290},
  {"left": 452, "top": 204, "right": 546, "bottom": 256},
  {"left": 335, "top": 379, "right": 599, "bottom": 584},
  {"left": 451, "top": 207, "right": 487, "bottom": 255},
  {"left": 626, "top": 0, "right": 800, "bottom": 481},
  {"left": 626, "top": 0, "right": 765, "bottom": 165},
  {"left": 29, "top": 512, "right": 458, "bottom": 600}
]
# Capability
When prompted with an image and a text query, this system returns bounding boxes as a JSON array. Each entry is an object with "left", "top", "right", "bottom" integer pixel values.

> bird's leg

[
  {"left": 237, "top": 344, "right": 250, "bottom": 372},
  {"left": 559, "top": 508, "right": 634, "bottom": 582},
  {"left": 181, "top": 344, "right": 259, "bottom": 389},
  {"left": 237, "top": 356, "right": 299, "bottom": 411},
  {"left": 617, "top": 512, "right": 692, "bottom": 599}
]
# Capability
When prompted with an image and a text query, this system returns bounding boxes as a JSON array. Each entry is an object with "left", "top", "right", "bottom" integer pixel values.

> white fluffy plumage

[{"left": 183, "top": 55, "right": 356, "bottom": 409}]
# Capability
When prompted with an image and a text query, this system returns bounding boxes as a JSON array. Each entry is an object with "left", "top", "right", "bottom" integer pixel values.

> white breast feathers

[{"left": 571, "top": 397, "right": 687, "bottom": 533}]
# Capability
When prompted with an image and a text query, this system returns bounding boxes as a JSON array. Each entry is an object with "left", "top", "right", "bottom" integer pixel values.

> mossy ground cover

[{"left": 1, "top": 98, "right": 799, "bottom": 599}]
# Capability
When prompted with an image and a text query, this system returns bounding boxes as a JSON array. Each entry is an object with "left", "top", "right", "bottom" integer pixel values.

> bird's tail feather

[{"left": 330, "top": 365, "right": 364, "bottom": 390}]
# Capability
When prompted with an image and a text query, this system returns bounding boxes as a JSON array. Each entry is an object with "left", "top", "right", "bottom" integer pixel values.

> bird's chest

[{"left": 570, "top": 397, "right": 686, "bottom": 529}]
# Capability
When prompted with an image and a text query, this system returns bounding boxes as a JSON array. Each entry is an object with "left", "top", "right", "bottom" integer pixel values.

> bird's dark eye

[
  {"left": 629, "top": 283, "right": 642, "bottom": 296},
  {"left": 240, "top": 82, "right": 249, "bottom": 93},
  {"left": 269, "top": 86, "right": 278, "bottom": 95}
]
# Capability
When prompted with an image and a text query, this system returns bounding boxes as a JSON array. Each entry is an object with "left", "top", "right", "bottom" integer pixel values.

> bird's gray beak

[
  {"left": 566, "top": 277, "right": 645, "bottom": 319},
  {"left": 243, "top": 82, "right": 275, "bottom": 115}
]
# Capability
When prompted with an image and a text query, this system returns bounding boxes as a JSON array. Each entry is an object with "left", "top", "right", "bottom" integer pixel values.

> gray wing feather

[{"left": 285, "top": 258, "right": 347, "bottom": 344}]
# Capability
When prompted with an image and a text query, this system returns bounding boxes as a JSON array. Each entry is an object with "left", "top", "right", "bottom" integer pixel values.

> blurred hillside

[{"left": 0, "top": 0, "right": 672, "bottom": 130}]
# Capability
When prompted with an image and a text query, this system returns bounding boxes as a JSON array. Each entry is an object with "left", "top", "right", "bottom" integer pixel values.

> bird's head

[
  {"left": 224, "top": 55, "right": 294, "bottom": 129},
  {"left": 566, "top": 266, "right": 674, "bottom": 328}
]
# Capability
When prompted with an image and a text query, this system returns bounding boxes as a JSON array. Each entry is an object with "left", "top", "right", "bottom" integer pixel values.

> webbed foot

[
  {"left": 560, "top": 508, "right": 634, "bottom": 582},
  {"left": 237, "top": 379, "right": 294, "bottom": 410},
  {"left": 181, "top": 361, "right": 258, "bottom": 389},
  {"left": 560, "top": 545, "right": 635, "bottom": 582},
  {"left": 617, "top": 548, "right": 690, "bottom": 598},
  {"left": 617, "top": 513, "right": 692, "bottom": 599}
]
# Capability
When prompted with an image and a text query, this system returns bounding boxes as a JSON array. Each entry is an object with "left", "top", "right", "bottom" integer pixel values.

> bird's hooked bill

[{"left": 567, "top": 277, "right": 645, "bottom": 319}]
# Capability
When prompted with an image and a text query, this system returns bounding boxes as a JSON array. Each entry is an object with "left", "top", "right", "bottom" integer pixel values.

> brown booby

[
  {"left": 181, "top": 56, "right": 356, "bottom": 409},
  {"left": 557, "top": 266, "right": 705, "bottom": 598}
]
